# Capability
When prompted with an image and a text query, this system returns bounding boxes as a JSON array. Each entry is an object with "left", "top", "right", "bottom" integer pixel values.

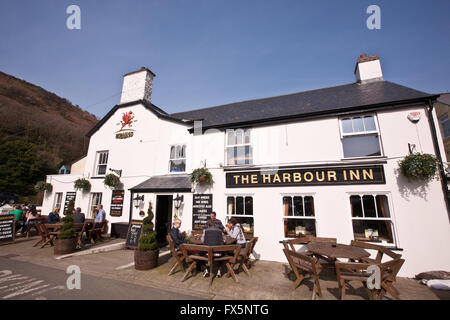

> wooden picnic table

[
  {"left": 306, "top": 241, "right": 371, "bottom": 261},
  {"left": 188, "top": 234, "right": 236, "bottom": 245}
]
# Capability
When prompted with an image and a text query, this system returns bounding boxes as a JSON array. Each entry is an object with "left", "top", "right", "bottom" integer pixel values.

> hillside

[{"left": 0, "top": 71, "right": 98, "bottom": 199}]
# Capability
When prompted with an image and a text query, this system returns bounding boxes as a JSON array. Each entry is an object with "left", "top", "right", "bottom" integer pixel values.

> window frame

[
  {"left": 347, "top": 192, "right": 399, "bottom": 246},
  {"left": 339, "top": 114, "right": 384, "bottom": 159},
  {"left": 169, "top": 144, "right": 187, "bottom": 173},
  {"left": 225, "top": 129, "right": 253, "bottom": 166},
  {"left": 439, "top": 114, "right": 450, "bottom": 139},
  {"left": 281, "top": 193, "right": 317, "bottom": 239},
  {"left": 88, "top": 192, "right": 103, "bottom": 219},
  {"left": 53, "top": 192, "right": 63, "bottom": 210},
  {"left": 225, "top": 194, "right": 255, "bottom": 234},
  {"left": 94, "top": 150, "right": 109, "bottom": 177}
]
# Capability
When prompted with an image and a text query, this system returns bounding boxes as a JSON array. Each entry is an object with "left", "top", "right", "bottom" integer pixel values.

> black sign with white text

[
  {"left": 110, "top": 190, "right": 124, "bottom": 217},
  {"left": 192, "top": 194, "right": 213, "bottom": 230},
  {"left": 0, "top": 214, "right": 15, "bottom": 244}
]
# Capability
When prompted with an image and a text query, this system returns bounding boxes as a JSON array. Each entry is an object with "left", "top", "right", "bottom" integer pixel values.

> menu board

[
  {"left": 63, "top": 192, "right": 76, "bottom": 215},
  {"left": 0, "top": 214, "right": 15, "bottom": 244},
  {"left": 110, "top": 190, "right": 124, "bottom": 217},
  {"left": 192, "top": 194, "right": 213, "bottom": 230},
  {"left": 126, "top": 220, "right": 143, "bottom": 249}
]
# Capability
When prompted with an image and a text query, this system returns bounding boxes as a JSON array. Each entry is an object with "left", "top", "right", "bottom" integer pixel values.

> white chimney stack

[
  {"left": 354, "top": 54, "right": 383, "bottom": 83},
  {"left": 120, "top": 67, "right": 155, "bottom": 104}
]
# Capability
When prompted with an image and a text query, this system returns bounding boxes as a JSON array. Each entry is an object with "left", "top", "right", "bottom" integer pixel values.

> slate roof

[
  {"left": 437, "top": 93, "right": 450, "bottom": 106},
  {"left": 130, "top": 174, "right": 191, "bottom": 192},
  {"left": 170, "top": 80, "right": 436, "bottom": 129}
]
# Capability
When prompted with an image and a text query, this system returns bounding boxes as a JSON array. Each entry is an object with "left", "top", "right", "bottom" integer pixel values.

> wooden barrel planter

[
  {"left": 54, "top": 238, "right": 76, "bottom": 255},
  {"left": 134, "top": 249, "right": 159, "bottom": 270}
]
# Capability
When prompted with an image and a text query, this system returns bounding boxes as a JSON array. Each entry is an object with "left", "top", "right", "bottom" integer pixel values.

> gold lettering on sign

[
  {"left": 233, "top": 176, "right": 240, "bottom": 184},
  {"left": 316, "top": 171, "right": 325, "bottom": 182},
  {"left": 349, "top": 170, "right": 360, "bottom": 181},
  {"left": 283, "top": 173, "right": 291, "bottom": 183},
  {"left": 241, "top": 175, "right": 249, "bottom": 184},
  {"left": 304, "top": 172, "right": 314, "bottom": 182},
  {"left": 273, "top": 174, "right": 281, "bottom": 183},
  {"left": 343, "top": 170, "right": 348, "bottom": 181},
  {"left": 363, "top": 169, "right": 374, "bottom": 180},
  {"left": 251, "top": 174, "right": 258, "bottom": 184},
  {"left": 327, "top": 171, "right": 337, "bottom": 181},
  {"left": 263, "top": 174, "right": 271, "bottom": 183}
]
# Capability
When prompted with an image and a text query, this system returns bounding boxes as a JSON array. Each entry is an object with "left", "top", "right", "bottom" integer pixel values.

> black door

[{"left": 155, "top": 195, "right": 173, "bottom": 245}]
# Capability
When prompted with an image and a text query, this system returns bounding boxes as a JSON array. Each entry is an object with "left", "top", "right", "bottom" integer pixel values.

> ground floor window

[
  {"left": 349, "top": 194, "right": 395, "bottom": 244},
  {"left": 89, "top": 193, "right": 103, "bottom": 218},
  {"left": 226, "top": 195, "right": 254, "bottom": 237},
  {"left": 53, "top": 193, "right": 63, "bottom": 210},
  {"left": 283, "top": 195, "right": 316, "bottom": 238}
]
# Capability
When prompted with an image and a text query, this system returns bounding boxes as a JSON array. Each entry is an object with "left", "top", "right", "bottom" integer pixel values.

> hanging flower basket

[
  {"left": 74, "top": 178, "right": 91, "bottom": 193},
  {"left": 34, "top": 181, "right": 53, "bottom": 193},
  {"left": 399, "top": 153, "right": 439, "bottom": 182},
  {"left": 104, "top": 173, "right": 121, "bottom": 189},
  {"left": 190, "top": 167, "right": 213, "bottom": 186}
]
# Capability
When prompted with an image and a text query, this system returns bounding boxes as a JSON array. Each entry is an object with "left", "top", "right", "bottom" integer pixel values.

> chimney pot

[{"left": 354, "top": 54, "right": 383, "bottom": 83}]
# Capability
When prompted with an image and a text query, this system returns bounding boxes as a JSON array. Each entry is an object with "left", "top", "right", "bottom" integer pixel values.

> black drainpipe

[{"left": 426, "top": 99, "right": 450, "bottom": 221}]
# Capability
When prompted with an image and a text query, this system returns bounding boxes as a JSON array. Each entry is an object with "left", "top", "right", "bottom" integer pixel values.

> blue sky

[{"left": 0, "top": 0, "right": 449, "bottom": 119}]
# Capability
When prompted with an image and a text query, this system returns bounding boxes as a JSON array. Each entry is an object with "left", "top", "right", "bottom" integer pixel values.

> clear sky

[{"left": 0, "top": 0, "right": 449, "bottom": 119}]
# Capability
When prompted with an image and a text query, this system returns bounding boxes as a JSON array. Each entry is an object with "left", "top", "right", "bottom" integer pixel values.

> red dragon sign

[
  {"left": 119, "top": 111, "right": 135, "bottom": 130},
  {"left": 116, "top": 110, "right": 136, "bottom": 139}
]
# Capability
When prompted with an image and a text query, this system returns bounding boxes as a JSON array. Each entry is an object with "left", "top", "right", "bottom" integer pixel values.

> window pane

[
  {"left": 284, "top": 218, "right": 316, "bottom": 238},
  {"left": 362, "top": 195, "right": 376, "bottom": 217},
  {"left": 245, "top": 146, "right": 253, "bottom": 165},
  {"left": 227, "top": 131, "right": 236, "bottom": 146},
  {"left": 304, "top": 196, "right": 315, "bottom": 216},
  {"left": 227, "top": 148, "right": 235, "bottom": 165},
  {"left": 363, "top": 116, "right": 376, "bottom": 131},
  {"left": 244, "top": 130, "right": 251, "bottom": 144},
  {"left": 98, "top": 165, "right": 106, "bottom": 175},
  {"left": 233, "top": 216, "right": 254, "bottom": 235},
  {"left": 181, "top": 145, "right": 186, "bottom": 158},
  {"left": 244, "top": 197, "right": 253, "bottom": 215},
  {"left": 169, "top": 159, "right": 185, "bottom": 172},
  {"left": 350, "top": 195, "right": 363, "bottom": 217},
  {"left": 236, "top": 130, "right": 243, "bottom": 145},
  {"left": 376, "top": 195, "right": 391, "bottom": 218},
  {"left": 353, "top": 117, "right": 364, "bottom": 132},
  {"left": 341, "top": 118, "right": 353, "bottom": 134},
  {"left": 352, "top": 219, "right": 394, "bottom": 244},
  {"left": 283, "top": 196, "right": 292, "bottom": 217},
  {"left": 342, "top": 135, "right": 381, "bottom": 158},
  {"left": 236, "top": 196, "right": 244, "bottom": 215},
  {"left": 293, "top": 196, "right": 303, "bottom": 216},
  {"left": 236, "top": 146, "right": 246, "bottom": 165},
  {"left": 227, "top": 197, "right": 235, "bottom": 215}
]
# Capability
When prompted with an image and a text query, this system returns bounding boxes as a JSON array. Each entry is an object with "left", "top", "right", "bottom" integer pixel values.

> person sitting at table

[
  {"left": 10, "top": 205, "right": 23, "bottom": 233},
  {"left": 73, "top": 207, "right": 85, "bottom": 232},
  {"left": 21, "top": 205, "right": 38, "bottom": 235},
  {"left": 225, "top": 217, "right": 247, "bottom": 248},
  {"left": 47, "top": 207, "right": 60, "bottom": 224},
  {"left": 169, "top": 219, "right": 187, "bottom": 250},
  {"left": 204, "top": 212, "right": 225, "bottom": 232},
  {"left": 201, "top": 220, "right": 225, "bottom": 277}
]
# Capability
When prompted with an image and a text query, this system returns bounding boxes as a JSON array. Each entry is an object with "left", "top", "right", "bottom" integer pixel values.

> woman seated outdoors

[
  {"left": 47, "top": 207, "right": 60, "bottom": 224},
  {"left": 21, "top": 205, "right": 38, "bottom": 235},
  {"left": 225, "top": 217, "right": 247, "bottom": 248},
  {"left": 169, "top": 219, "right": 187, "bottom": 249}
]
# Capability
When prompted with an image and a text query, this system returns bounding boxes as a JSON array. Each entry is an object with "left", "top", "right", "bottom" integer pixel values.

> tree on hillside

[{"left": 0, "top": 140, "right": 50, "bottom": 197}]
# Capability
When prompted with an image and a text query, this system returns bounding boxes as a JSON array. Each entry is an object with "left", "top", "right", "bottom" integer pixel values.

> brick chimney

[
  {"left": 120, "top": 67, "right": 156, "bottom": 104},
  {"left": 354, "top": 54, "right": 383, "bottom": 83}
]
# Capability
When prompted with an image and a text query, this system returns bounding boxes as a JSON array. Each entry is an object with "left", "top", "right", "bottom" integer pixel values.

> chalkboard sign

[
  {"left": 126, "top": 220, "right": 143, "bottom": 249},
  {"left": 110, "top": 190, "right": 124, "bottom": 217},
  {"left": 0, "top": 214, "right": 15, "bottom": 244},
  {"left": 192, "top": 194, "right": 213, "bottom": 230},
  {"left": 63, "top": 192, "right": 76, "bottom": 215}
]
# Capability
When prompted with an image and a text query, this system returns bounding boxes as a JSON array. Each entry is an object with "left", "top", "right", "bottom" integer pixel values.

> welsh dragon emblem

[{"left": 117, "top": 111, "right": 136, "bottom": 131}]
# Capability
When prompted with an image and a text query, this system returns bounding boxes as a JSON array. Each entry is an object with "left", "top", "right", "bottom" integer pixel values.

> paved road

[{"left": 0, "top": 257, "right": 202, "bottom": 300}]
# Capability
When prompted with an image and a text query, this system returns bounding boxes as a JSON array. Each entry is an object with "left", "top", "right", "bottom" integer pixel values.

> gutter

[{"left": 426, "top": 99, "right": 450, "bottom": 222}]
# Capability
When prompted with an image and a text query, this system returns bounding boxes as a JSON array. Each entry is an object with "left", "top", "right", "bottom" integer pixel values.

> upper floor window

[
  {"left": 95, "top": 151, "right": 109, "bottom": 176},
  {"left": 169, "top": 145, "right": 186, "bottom": 172},
  {"left": 226, "top": 129, "right": 253, "bottom": 165},
  {"left": 439, "top": 114, "right": 450, "bottom": 139},
  {"left": 340, "top": 115, "right": 382, "bottom": 158}
]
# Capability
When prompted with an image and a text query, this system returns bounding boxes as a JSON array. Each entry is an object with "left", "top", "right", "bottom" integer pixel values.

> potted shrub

[
  {"left": 135, "top": 202, "right": 159, "bottom": 270},
  {"left": 54, "top": 199, "right": 77, "bottom": 255},
  {"left": 104, "top": 174, "right": 121, "bottom": 189},
  {"left": 190, "top": 167, "right": 213, "bottom": 186},
  {"left": 34, "top": 181, "right": 53, "bottom": 193},
  {"left": 399, "top": 153, "right": 439, "bottom": 182},
  {"left": 74, "top": 178, "right": 91, "bottom": 193}
]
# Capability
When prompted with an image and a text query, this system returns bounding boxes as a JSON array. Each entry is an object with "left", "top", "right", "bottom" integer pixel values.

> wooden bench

[{"left": 86, "top": 220, "right": 109, "bottom": 244}]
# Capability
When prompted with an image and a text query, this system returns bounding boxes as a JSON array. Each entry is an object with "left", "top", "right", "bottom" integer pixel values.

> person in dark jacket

[
  {"left": 73, "top": 207, "right": 85, "bottom": 232},
  {"left": 201, "top": 220, "right": 225, "bottom": 277},
  {"left": 204, "top": 212, "right": 225, "bottom": 232},
  {"left": 47, "top": 207, "right": 60, "bottom": 224},
  {"left": 169, "top": 219, "right": 186, "bottom": 249}
]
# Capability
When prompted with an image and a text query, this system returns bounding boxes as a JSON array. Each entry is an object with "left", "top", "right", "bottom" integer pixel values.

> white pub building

[{"left": 42, "top": 54, "right": 450, "bottom": 277}]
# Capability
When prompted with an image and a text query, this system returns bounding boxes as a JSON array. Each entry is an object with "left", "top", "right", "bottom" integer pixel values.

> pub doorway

[{"left": 155, "top": 195, "right": 173, "bottom": 246}]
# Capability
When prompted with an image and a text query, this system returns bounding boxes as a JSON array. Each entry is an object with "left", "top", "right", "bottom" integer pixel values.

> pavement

[{"left": 1, "top": 235, "right": 449, "bottom": 300}]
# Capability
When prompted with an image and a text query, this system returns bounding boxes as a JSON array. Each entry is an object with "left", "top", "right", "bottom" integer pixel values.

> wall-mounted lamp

[
  {"left": 173, "top": 193, "right": 184, "bottom": 210},
  {"left": 133, "top": 194, "right": 144, "bottom": 209}
]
